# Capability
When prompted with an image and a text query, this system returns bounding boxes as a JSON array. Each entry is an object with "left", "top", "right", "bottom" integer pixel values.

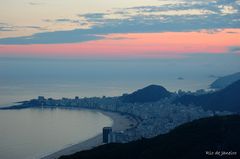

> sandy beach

[{"left": 41, "top": 110, "right": 137, "bottom": 159}]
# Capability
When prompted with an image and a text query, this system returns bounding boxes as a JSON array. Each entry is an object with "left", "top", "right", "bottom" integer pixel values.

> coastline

[{"left": 41, "top": 110, "right": 137, "bottom": 159}]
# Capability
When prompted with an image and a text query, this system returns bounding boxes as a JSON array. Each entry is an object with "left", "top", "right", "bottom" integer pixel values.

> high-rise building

[
  {"left": 102, "top": 127, "right": 112, "bottom": 143},
  {"left": 38, "top": 96, "right": 45, "bottom": 101}
]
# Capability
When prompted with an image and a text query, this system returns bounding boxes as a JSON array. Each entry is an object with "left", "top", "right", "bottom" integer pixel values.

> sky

[
  {"left": 0, "top": 0, "right": 239, "bottom": 58},
  {"left": 0, "top": 0, "right": 240, "bottom": 102}
]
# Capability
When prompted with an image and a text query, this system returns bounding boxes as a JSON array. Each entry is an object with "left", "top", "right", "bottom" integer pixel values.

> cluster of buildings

[
  {"left": 102, "top": 127, "right": 129, "bottom": 144},
  {"left": 23, "top": 94, "right": 231, "bottom": 143}
]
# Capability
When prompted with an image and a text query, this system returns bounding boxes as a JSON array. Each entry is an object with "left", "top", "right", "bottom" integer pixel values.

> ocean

[
  {"left": 1, "top": 57, "right": 236, "bottom": 107},
  {"left": 0, "top": 56, "right": 239, "bottom": 159},
  {"left": 0, "top": 108, "right": 112, "bottom": 159}
]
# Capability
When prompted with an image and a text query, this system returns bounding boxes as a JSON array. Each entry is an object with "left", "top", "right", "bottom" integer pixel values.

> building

[
  {"left": 38, "top": 96, "right": 45, "bottom": 106},
  {"left": 110, "top": 132, "right": 127, "bottom": 143},
  {"left": 103, "top": 127, "right": 112, "bottom": 143},
  {"left": 108, "top": 132, "right": 116, "bottom": 143},
  {"left": 38, "top": 96, "right": 45, "bottom": 101}
]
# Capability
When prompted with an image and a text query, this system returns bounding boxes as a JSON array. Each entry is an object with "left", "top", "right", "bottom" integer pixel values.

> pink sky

[{"left": 0, "top": 29, "right": 239, "bottom": 58}]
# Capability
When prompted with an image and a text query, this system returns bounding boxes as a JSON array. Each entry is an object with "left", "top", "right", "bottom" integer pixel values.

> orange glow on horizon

[{"left": 0, "top": 29, "right": 239, "bottom": 58}]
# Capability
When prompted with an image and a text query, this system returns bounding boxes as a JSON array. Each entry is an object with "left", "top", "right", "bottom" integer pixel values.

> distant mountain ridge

[
  {"left": 210, "top": 72, "right": 240, "bottom": 89},
  {"left": 60, "top": 115, "right": 240, "bottom": 159},
  {"left": 121, "top": 84, "right": 172, "bottom": 103},
  {"left": 175, "top": 79, "right": 240, "bottom": 112}
]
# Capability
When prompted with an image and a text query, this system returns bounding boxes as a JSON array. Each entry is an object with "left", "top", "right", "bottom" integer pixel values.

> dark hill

[
  {"left": 210, "top": 72, "right": 240, "bottom": 89},
  {"left": 175, "top": 80, "right": 240, "bottom": 112},
  {"left": 121, "top": 85, "right": 171, "bottom": 103},
  {"left": 60, "top": 115, "right": 240, "bottom": 159}
]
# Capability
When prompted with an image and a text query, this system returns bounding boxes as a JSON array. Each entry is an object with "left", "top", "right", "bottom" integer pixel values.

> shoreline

[{"left": 41, "top": 109, "right": 138, "bottom": 159}]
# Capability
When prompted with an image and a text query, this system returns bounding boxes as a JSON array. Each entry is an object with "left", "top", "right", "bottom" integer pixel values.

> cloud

[
  {"left": 229, "top": 46, "right": 240, "bottom": 53},
  {"left": 79, "top": 13, "right": 107, "bottom": 20},
  {"left": 0, "top": 28, "right": 104, "bottom": 44},
  {"left": 0, "top": 13, "right": 239, "bottom": 44},
  {"left": 218, "top": 5, "right": 238, "bottom": 14},
  {"left": 43, "top": 18, "right": 88, "bottom": 26},
  {"left": 226, "top": 31, "right": 239, "bottom": 34},
  {"left": 55, "top": 18, "right": 72, "bottom": 22},
  {"left": 21, "top": 25, "right": 46, "bottom": 31},
  {"left": 0, "top": 0, "right": 239, "bottom": 44},
  {"left": 0, "top": 22, "right": 47, "bottom": 33},
  {"left": 28, "top": 2, "right": 45, "bottom": 5},
  {"left": 0, "top": 23, "right": 15, "bottom": 31}
]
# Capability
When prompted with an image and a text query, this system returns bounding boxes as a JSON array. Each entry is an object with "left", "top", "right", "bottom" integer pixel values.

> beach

[{"left": 41, "top": 110, "right": 137, "bottom": 159}]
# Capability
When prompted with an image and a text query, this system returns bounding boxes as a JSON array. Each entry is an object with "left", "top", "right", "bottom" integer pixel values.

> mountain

[
  {"left": 210, "top": 72, "right": 240, "bottom": 90},
  {"left": 175, "top": 80, "right": 240, "bottom": 112},
  {"left": 121, "top": 85, "right": 172, "bottom": 103},
  {"left": 60, "top": 115, "right": 240, "bottom": 159}
]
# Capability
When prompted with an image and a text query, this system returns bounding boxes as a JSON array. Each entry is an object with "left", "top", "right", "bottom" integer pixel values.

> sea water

[
  {"left": 0, "top": 108, "right": 113, "bottom": 159},
  {"left": 1, "top": 57, "right": 235, "bottom": 106},
  {"left": 0, "top": 57, "right": 239, "bottom": 159}
]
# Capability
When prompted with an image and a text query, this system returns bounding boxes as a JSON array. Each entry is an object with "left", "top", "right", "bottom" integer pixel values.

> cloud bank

[{"left": 0, "top": 0, "right": 239, "bottom": 44}]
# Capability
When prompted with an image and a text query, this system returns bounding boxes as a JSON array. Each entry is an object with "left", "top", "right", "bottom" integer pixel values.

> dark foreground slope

[
  {"left": 60, "top": 115, "right": 240, "bottom": 159},
  {"left": 175, "top": 80, "right": 240, "bottom": 112},
  {"left": 121, "top": 85, "right": 171, "bottom": 103}
]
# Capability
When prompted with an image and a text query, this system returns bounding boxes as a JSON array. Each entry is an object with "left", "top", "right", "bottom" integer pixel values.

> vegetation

[
  {"left": 175, "top": 80, "right": 240, "bottom": 112},
  {"left": 60, "top": 115, "right": 240, "bottom": 159},
  {"left": 210, "top": 72, "right": 240, "bottom": 89},
  {"left": 121, "top": 85, "right": 172, "bottom": 103}
]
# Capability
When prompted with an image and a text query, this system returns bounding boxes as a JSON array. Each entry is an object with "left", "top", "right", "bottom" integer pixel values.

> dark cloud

[
  {"left": 78, "top": 13, "right": 108, "bottom": 24},
  {"left": 78, "top": 13, "right": 107, "bottom": 20},
  {"left": 229, "top": 46, "right": 240, "bottom": 53},
  {"left": 0, "top": 29, "right": 103, "bottom": 44},
  {"left": 0, "top": 0, "right": 239, "bottom": 44},
  {"left": 0, "top": 12, "right": 239, "bottom": 44},
  {"left": 55, "top": 18, "right": 72, "bottom": 22}
]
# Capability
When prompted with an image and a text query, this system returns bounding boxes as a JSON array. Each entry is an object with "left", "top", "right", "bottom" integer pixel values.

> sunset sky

[{"left": 0, "top": 0, "right": 240, "bottom": 58}]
